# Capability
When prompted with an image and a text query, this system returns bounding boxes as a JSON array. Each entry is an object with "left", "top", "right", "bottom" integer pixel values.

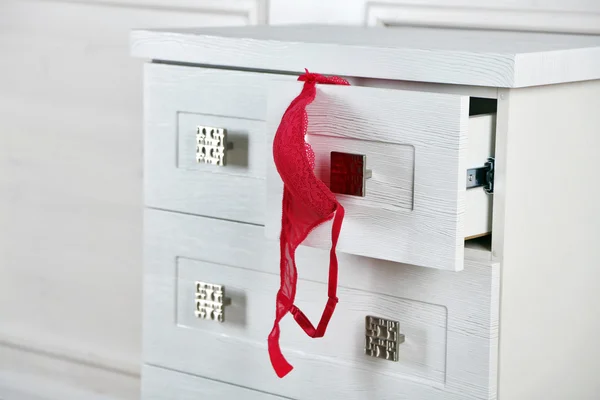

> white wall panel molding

[
  {"left": 0, "top": 330, "right": 139, "bottom": 378},
  {"left": 269, "top": 0, "right": 365, "bottom": 25},
  {"left": 37, "top": 0, "right": 269, "bottom": 24},
  {"left": 366, "top": 2, "right": 600, "bottom": 34},
  {"left": 270, "top": 0, "right": 600, "bottom": 32},
  {"left": 0, "top": 342, "right": 139, "bottom": 400},
  {"left": 366, "top": 0, "right": 600, "bottom": 13}
]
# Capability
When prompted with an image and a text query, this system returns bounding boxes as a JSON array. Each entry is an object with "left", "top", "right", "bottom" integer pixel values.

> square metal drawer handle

[
  {"left": 195, "top": 281, "right": 232, "bottom": 323},
  {"left": 196, "top": 126, "right": 234, "bottom": 167},
  {"left": 330, "top": 151, "right": 372, "bottom": 197},
  {"left": 365, "top": 315, "right": 405, "bottom": 362}
]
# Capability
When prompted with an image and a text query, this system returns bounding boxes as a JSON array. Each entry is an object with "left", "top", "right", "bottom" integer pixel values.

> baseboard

[{"left": 0, "top": 343, "right": 140, "bottom": 400}]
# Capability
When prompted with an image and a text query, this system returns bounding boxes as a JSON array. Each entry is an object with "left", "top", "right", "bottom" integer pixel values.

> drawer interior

[
  {"left": 469, "top": 97, "right": 497, "bottom": 116},
  {"left": 465, "top": 97, "right": 498, "bottom": 251}
]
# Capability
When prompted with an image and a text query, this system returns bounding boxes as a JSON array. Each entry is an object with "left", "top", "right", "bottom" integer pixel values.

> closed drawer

[
  {"left": 265, "top": 81, "right": 496, "bottom": 271},
  {"left": 143, "top": 63, "right": 294, "bottom": 224},
  {"left": 141, "top": 365, "right": 285, "bottom": 399},
  {"left": 143, "top": 209, "right": 499, "bottom": 400}
]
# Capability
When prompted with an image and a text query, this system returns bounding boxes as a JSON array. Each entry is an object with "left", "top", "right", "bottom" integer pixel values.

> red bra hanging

[{"left": 268, "top": 70, "right": 349, "bottom": 378}]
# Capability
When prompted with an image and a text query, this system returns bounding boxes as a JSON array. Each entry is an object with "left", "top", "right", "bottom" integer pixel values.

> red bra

[{"left": 268, "top": 70, "right": 349, "bottom": 378}]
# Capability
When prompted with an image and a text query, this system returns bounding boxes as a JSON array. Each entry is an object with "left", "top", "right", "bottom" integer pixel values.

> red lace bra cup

[{"left": 268, "top": 71, "right": 349, "bottom": 378}]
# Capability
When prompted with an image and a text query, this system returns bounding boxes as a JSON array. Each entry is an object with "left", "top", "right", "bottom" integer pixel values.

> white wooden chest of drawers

[{"left": 132, "top": 26, "right": 600, "bottom": 399}]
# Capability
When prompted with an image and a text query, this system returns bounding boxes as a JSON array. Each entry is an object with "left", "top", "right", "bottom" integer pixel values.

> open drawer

[{"left": 265, "top": 82, "right": 495, "bottom": 271}]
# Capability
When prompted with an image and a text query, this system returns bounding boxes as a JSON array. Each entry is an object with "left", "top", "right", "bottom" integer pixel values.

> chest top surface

[{"left": 131, "top": 25, "right": 600, "bottom": 88}]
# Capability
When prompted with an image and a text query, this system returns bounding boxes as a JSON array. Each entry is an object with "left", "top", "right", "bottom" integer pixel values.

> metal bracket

[
  {"left": 365, "top": 316, "right": 405, "bottom": 362},
  {"left": 196, "top": 126, "right": 234, "bottom": 166},
  {"left": 466, "top": 157, "right": 495, "bottom": 194},
  {"left": 195, "top": 281, "right": 231, "bottom": 323},
  {"left": 330, "top": 151, "right": 373, "bottom": 197}
]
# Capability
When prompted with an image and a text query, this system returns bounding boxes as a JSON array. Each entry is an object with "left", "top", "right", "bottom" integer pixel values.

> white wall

[
  {"left": 0, "top": 0, "right": 598, "bottom": 398},
  {"left": 269, "top": 0, "right": 600, "bottom": 33},
  {"left": 0, "top": 0, "right": 265, "bottom": 398}
]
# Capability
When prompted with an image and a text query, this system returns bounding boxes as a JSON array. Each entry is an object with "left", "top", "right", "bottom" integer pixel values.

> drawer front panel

[
  {"left": 144, "top": 209, "right": 499, "bottom": 400},
  {"left": 309, "top": 135, "right": 415, "bottom": 211},
  {"left": 144, "top": 63, "right": 294, "bottom": 224},
  {"left": 141, "top": 365, "right": 286, "bottom": 400},
  {"left": 176, "top": 257, "right": 447, "bottom": 385},
  {"left": 265, "top": 82, "right": 471, "bottom": 271}
]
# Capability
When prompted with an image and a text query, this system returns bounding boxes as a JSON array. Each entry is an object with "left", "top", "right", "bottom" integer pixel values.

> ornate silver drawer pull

[
  {"left": 365, "top": 315, "right": 405, "bottom": 362},
  {"left": 196, "top": 126, "right": 234, "bottom": 166},
  {"left": 330, "top": 151, "right": 372, "bottom": 197},
  {"left": 195, "top": 281, "right": 232, "bottom": 323}
]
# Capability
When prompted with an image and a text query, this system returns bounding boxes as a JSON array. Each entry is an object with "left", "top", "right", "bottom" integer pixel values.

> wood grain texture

[
  {"left": 265, "top": 80, "right": 470, "bottom": 271},
  {"left": 495, "top": 80, "right": 600, "bottom": 399},
  {"left": 144, "top": 63, "right": 294, "bottom": 224},
  {"left": 347, "top": 76, "right": 499, "bottom": 100},
  {"left": 176, "top": 258, "right": 448, "bottom": 385},
  {"left": 308, "top": 132, "right": 416, "bottom": 211},
  {"left": 141, "top": 365, "right": 286, "bottom": 400},
  {"left": 131, "top": 25, "right": 600, "bottom": 88},
  {"left": 146, "top": 64, "right": 494, "bottom": 252},
  {"left": 143, "top": 209, "right": 499, "bottom": 400}
]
